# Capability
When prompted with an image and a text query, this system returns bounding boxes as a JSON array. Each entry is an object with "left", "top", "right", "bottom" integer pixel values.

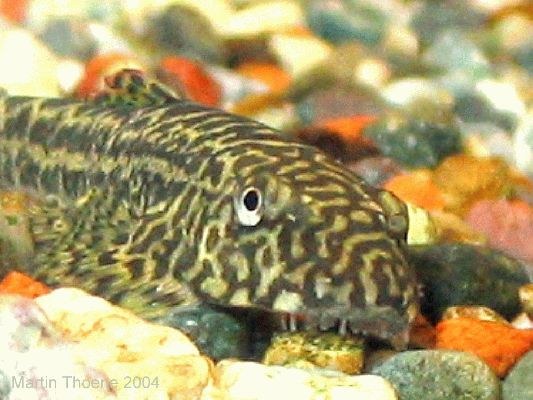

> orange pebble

[
  {"left": 384, "top": 170, "right": 446, "bottom": 211},
  {"left": 236, "top": 62, "right": 292, "bottom": 94},
  {"left": 0, "top": 0, "right": 27, "bottom": 23},
  {"left": 75, "top": 53, "right": 142, "bottom": 99},
  {"left": 436, "top": 317, "right": 533, "bottom": 377},
  {"left": 318, "top": 115, "right": 378, "bottom": 146},
  {"left": 159, "top": 56, "right": 221, "bottom": 107},
  {"left": 0, "top": 271, "right": 51, "bottom": 298}
]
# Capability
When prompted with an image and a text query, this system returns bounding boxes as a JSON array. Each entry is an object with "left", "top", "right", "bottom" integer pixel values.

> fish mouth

[{"left": 277, "top": 305, "right": 411, "bottom": 350}]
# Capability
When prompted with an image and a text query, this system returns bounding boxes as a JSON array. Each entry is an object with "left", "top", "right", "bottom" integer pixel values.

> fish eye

[
  {"left": 388, "top": 213, "right": 408, "bottom": 239},
  {"left": 235, "top": 186, "right": 263, "bottom": 226}
]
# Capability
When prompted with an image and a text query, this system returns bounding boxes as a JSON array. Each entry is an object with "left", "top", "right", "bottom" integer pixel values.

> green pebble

[
  {"left": 364, "top": 118, "right": 462, "bottom": 168},
  {"left": 411, "top": 4, "right": 486, "bottom": 47},
  {"left": 422, "top": 30, "right": 491, "bottom": 78},
  {"left": 151, "top": 304, "right": 249, "bottom": 360},
  {"left": 147, "top": 4, "right": 224, "bottom": 64},
  {"left": 454, "top": 92, "right": 517, "bottom": 132},
  {"left": 305, "top": 0, "right": 387, "bottom": 46},
  {"left": 372, "top": 350, "right": 500, "bottom": 400},
  {"left": 503, "top": 351, "right": 533, "bottom": 400},
  {"left": 408, "top": 244, "right": 530, "bottom": 321}
]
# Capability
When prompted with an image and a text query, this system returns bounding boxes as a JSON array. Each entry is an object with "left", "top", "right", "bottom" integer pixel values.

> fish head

[{"left": 196, "top": 143, "right": 418, "bottom": 347}]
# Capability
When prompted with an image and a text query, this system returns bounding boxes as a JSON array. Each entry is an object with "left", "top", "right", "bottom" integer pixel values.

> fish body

[{"left": 0, "top": 75, "right": 418, "bottom": 345}]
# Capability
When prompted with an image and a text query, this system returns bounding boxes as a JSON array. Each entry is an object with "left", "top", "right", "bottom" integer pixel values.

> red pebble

[
  {"left": 159, "top": 57, "right": 221, "bottom": 107},
  {"left": 0, "top": 0, "right": 28, "bottom": 23},
  {"left": 75, "top": 53, "right": 142, "bottom": 99},
  {"left": 466, "top": 199, "right": 533, "bottom": 263}
]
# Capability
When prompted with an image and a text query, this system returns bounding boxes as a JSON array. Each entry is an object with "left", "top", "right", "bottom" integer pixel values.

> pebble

[
  {"left": 305, "top": 0, "right": 388, "bottom": 46},
  {"left": 436, "top": 317, "right": 533, "bottom": 377},
  {"left": 462, "top": 126, "right": 516, "bottom": 165},
  {"left": 512, "top": 313, "right": 533, "bottom": 330},
  {"left": 221, "top": 0, "right": 305, "bottom": 38},
  {"left": 295, "top": 115, "right": 378, "bottom": 161},
  {"left": 429, "top": 211, "right": 487, "bottom": 245},
  {"left": 432, "top": 155, "right": 514, "bottom": 215},
  {"left": 513, "top": 111, "right": 533, "bottom": 177},
  {"left": 217, "top": 360, "right": 398, "bottom": 400},
  {"left": 442, "top": 306, "right": 509, "bottom": 324},
  {"left": 0, "top": 27, "right": 60, "bottom": 97},
  {"left": 519, "top": 284, "right": 533, "bottom": 317},
  {"left": 503, "top": 350, "right": 533, "bottom": 400},
  {"left": 146, "top": 3, "right": 225, "bottom": 63},
  {"left": 408, "top": 314, "right": 436, "bottom": 349},
  {"left": 411, "top": 2, "right": 487, "bottom": 47},
  {"left": 296, "top": 86, "right": 384, "bottom": 126},
  {"left": 74, "top": 52, "right": 143, "bottom": 99},
  {"left": 153, "top": 304, "right": 249, "bottom": 360},
  {"left": 38, "top": 17, "right": 97, "bottom": 60},
  {"left": 269, "top": 32, "right": 332, "bottom": 79},
  {"left": 466, "top": 199, "right": 533, "bottom": 264},
  {"left": 381, "top": 77, "right": 454, "bottom": 119},
  {"left": 372, "top": 350, "right": 500, "bottom": 400},
  {"left": 263, "top": 331, "right": 365, "bottom": 375},
  {"left": 364, "top": 117, "right": 462, "bottom": 168},
  {"left": 454, "top": 92, "right": 516, "bottom": 133},
  {"left": 34, "top": 289, "right": 215, "bottom": 399},
  {"left": 207, "top": 65, "right": 269, "bottom": 107},
  {"left": 384, "top": 169, "right": 446, "bottom": 211},
  {"left": 348, "top": 156, "right": 404, "bottom": 187},
  {"left": 422, "top": 29, "right": 491, "bottom": 79},
  {"left": 235, "top": 62, "right": 292, "bottom": 95},
  {"left": 158, "top": 56, "right": 222, "bottom": 107},
  {"left": 408, "top": 243, "right": 530, "bottom": 321},
  {"left": 0, "top": 295, "right": 59, "bottom": 352}
]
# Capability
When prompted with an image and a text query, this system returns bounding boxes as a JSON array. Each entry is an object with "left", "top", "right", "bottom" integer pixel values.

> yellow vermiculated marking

[
  {"left": 290, "top": 230, "right": 305, "bottom": 259},
  {"left": 283, "top": 261, "right": 314, "bottom": 289},
  {"left": 359, "top": 248, "right": 386, "bottom": 305},
  {"left": 273, "top": 291, "right": 304, "bottom": 312},
  {"left": 229, "top": 288, "right": 250, "bottom": 306},
  {"left": 349, "top": 210, "right": 373, "bottom": 224},
  {"left": 332, "top": 231, "right": 389, "bottom": 275},
  {"left": 228, "top": 251, "right": 251, "bottom": 282},
  {"left": 382, "top": 263, "right": 401, "bottom": 297},
  {"left": 201, "top": 276, "right": 229, "bottom": 298}
]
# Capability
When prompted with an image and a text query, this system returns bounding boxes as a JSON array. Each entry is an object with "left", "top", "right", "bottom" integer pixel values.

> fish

[{"left": 0, "top": 70, "right": 418, "bottom": 347}]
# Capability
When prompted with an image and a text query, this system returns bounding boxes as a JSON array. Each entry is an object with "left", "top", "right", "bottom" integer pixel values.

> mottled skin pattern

[{"left": 0, "top": 79, "right": 418, "bottom": 346}]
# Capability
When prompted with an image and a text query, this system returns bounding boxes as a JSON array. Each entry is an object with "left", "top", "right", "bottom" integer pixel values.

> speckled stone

[
  {"left": 305, "top": 0, "right": 389, "bottom": 46},
  {"left": 146, "top": 4, "right": 225, "bottom": 63},
  {"left": 503, "top": 351, "right": 533, "bottom": 400},
  {"left": 263, "top": 331, "right": 365, "bottom": 375},
  {"left": 422, "top": 30, "right": 491, "bottom": 79},
  {"left": 154, "top": 304, "right": 249, "bottom": 360},
  {"left": 372, "top": 350, "right": 500, "bottom": 400},
  {"left": 411, "top": 2, "right": 487, "bottom": 47},
  {"left": 441, "top": 306, "right": 509, "bottom": 324},
  {"left": 408, "top": 243, "right": 530, "bottom": 321},
  {"left": 218, "top": 360, "right": 398, "bottom": 400},
  {"left": 364, "top": 117, "right": 462, "bottom": 168}
]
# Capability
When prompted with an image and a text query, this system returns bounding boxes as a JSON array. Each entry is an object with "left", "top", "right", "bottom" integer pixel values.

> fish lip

[{"left": 278, "top": 305, "right": 412, "bottom": 350}]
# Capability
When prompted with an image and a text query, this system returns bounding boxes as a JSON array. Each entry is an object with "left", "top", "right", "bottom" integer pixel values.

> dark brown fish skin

[{"left": 0, "top": 90, "right": 418, "bottom": 345}]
